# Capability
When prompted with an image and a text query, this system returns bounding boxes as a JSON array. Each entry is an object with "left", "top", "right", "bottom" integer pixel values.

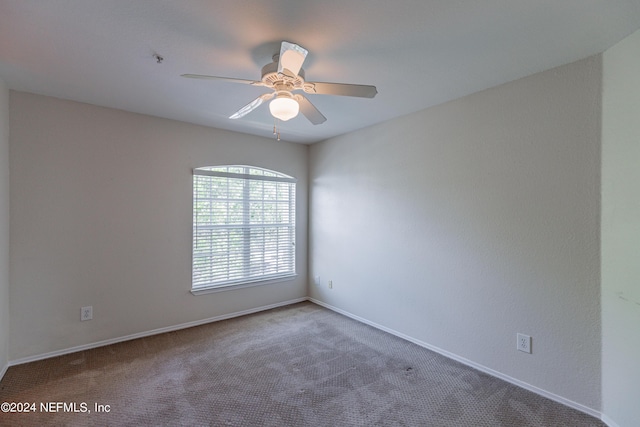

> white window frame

[{"left": 191, "top": 165, "right": 296, "bottom": 294}]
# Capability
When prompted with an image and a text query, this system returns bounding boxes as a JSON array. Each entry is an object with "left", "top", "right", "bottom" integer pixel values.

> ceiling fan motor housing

[{"left": 261, "top": 60, "right": 306, "bottom": 91}]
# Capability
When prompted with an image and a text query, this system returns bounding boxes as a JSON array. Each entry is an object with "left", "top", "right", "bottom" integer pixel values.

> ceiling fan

[{"left": 181, "top": 41, "right": 377, "bottom": 125}]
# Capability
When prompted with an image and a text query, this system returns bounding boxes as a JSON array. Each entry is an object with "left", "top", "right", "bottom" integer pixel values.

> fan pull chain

[{"left": 273, "top": 119, "right": 281, "bottom": 141}]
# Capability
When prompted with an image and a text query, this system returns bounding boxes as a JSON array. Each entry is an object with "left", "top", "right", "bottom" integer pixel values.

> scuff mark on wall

[{"left": 616, "top": 291, "right": 640, "bottom": 307}]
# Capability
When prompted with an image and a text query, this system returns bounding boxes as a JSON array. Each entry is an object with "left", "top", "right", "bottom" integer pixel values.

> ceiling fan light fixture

[{"left": 269, "top": 96, "right": 299, "bottom": 121}]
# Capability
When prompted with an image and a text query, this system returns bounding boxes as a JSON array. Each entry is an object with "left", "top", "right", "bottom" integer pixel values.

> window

[{"left": 192, "top": 165, "right": 296, "bottom": 293}]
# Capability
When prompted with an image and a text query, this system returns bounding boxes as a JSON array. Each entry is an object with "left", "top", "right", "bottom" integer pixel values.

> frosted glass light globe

[{"left": 269, "top": 97, "right": 299, "bottom": 121}]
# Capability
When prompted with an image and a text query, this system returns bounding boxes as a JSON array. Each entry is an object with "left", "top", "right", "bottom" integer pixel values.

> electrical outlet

[
  {"left": 81, "top": 306, "right": 93, "bottom": 321},
  {"left": 517, "top": 333, "right": 531, "bottom": 353},
  {"left": 328, "top": 280, "right": 333, "bottom": 289},
  {"left": 314, "top": 276, "right": 321, "bottom": 286}
]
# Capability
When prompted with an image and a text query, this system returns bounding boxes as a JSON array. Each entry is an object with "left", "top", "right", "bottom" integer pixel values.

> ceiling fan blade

[
  {"left": 181, "top": 74, "right": 263, "bottom": 86},
  {"left": 294, "top": 94, "right": 327, "bottom": 125},
  {"left": 229, "top": 93, "right": 274, "bottom": 119},
  {"left": 277, "top": 41, "right": 308, "bottom": 78},
  {"left": 304, "top": 81, "right": 377, "bottom": 98}
]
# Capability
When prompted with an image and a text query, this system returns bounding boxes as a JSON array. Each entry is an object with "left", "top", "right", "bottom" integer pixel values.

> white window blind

[{"left": 192, "top": 166, "right": 296, "bottom": 292}]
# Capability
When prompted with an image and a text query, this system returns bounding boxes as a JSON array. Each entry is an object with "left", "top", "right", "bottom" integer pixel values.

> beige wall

[
  {"left": 310, "top": 56, "right": 602, "bottom": 413},
  {"left": 8, "top": 45, "right": 640, "bottom": 423},
  {"left": 9, "top": 92, "right": 308, "bottom": 361},
  {"left": 0, "top": 78, "right": 9, "bottom": 377},
  {"left": 602, "top": 28, "right": 640, "bottom": 427}
]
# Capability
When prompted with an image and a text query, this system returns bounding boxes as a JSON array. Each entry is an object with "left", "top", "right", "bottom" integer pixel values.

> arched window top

[{"left": 194, "top": 165, "right": 295, "bottom": 182}]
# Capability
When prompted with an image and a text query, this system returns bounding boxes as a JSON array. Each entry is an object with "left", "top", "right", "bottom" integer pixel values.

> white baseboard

[
  {"left": 308, "top": 298, "right": 605, "bottom": 422},
  {"left": 0, "top": 361, "right": 7, "bottom": 382},
  {"left": 600, "top": 414, "right": 620, "bottom": 427},
  {"left": 9, "top": 297, "right": 307, "bottom": 367}
]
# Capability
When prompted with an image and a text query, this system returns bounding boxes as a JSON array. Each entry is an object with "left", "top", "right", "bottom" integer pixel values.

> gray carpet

[{"left": 0, "top": 302, "right": 604, "bottom": 426}]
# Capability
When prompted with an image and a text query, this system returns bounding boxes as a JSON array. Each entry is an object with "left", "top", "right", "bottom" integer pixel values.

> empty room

[{"left": 0, "top": 1, "right": 639, "bottom": 426}]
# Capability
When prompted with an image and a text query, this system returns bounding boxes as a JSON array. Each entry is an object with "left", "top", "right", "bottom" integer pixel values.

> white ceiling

[{"left": 1, "top": 1, "right": 640, "bottom": 144}]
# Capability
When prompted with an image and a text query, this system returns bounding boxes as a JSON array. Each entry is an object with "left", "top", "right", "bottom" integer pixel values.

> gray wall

[
  {"left": 602, "top": 28, "right": 640, "bottom": 427},
  {"left": 8, "top": 92, "right": 308, "bottom": 361},
  {"left": 309, "top": 56, "right": 602, "bottom": 412},
  {"left": 0, "top": 78, "right": 9, "bottom": 377}
]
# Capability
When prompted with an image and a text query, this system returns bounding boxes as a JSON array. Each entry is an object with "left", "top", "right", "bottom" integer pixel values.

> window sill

[{"left": 190, "top": 274, "right": 298, "bottom": 296}]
